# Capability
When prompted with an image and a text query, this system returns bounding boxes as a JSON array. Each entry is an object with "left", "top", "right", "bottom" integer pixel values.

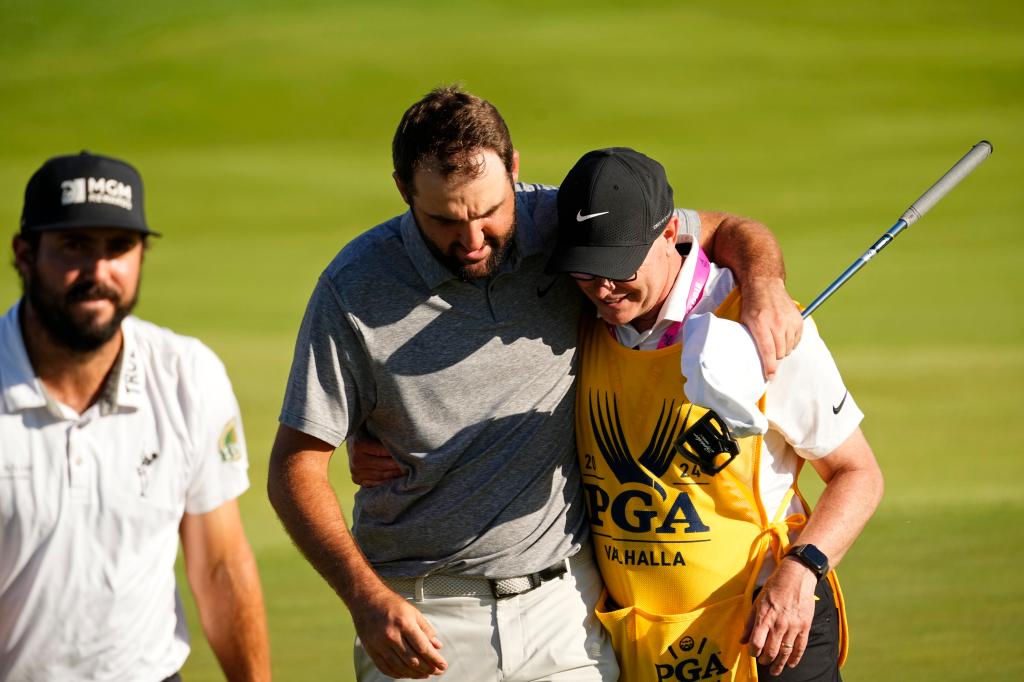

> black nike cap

[{"left": 547, "top": 147, "right": 673, "bottom": 281}]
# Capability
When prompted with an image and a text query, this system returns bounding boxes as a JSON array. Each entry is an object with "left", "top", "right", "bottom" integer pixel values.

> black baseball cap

[
  {"left": 547, "top": 147, "right": 673, "bottom": 280},
  {"left": 20, "top": 151, "right": 159, "bottom": 236}
]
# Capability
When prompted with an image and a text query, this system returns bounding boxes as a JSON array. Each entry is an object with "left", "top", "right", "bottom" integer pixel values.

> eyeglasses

[{"left": 569, "top": 272, "right": 638, "bottom": 283}]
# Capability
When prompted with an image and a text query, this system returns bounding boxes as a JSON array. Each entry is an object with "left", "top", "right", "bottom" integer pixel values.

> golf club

[{"left": 802, "top": 140, "right": 993, "bottom": 318}]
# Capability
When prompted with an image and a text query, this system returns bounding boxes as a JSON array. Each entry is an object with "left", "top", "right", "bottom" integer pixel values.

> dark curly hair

[{"left": 392, "top": 85, "right": 515, "bottom": 194}]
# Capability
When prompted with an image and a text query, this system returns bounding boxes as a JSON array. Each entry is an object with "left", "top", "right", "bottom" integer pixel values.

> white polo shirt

[{"left": 0, "top": 302, "right": 250, "bottom": 682}]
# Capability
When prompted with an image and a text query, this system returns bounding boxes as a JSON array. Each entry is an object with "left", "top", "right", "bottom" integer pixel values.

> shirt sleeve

[
  {"left": 278, "top": 275, "right": 376, "bottom": 448},
  {"left": 764, "top": 317, "right": 863, "bottom": 460},
  {"left": 184, "top": 343, "right": 251, "bottom": 515},
  {"left": 676, "top": 208, "right": 701, "bottom": 244}
]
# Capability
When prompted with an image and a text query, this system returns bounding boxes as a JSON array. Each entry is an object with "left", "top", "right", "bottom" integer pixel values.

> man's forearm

[
  {"left": 267, "top": 444, "right": 386, "bottom": 605},
  {"left": 742, "top": 429, "right": 881, "bottom": 674},
  {"left": 181, "top": 503, "right": 270, "bottom": 682},
  {"left": 194, "top": 549, "right": 270, "bottom": 681},
  {"left": 267, "top": 438, "right": 449, "bottom": 679},
  {"left": 695, "top": 210, "right": 801, "bottom": 375},
  {"left": 696, "top": 211, "right": 786, "bottom": 285},
  {"left": 797, "top": 461, "right": 883, "bottom": 567},
  {"left": 794, "top": 429, "right": 884, "bottom": 568}
]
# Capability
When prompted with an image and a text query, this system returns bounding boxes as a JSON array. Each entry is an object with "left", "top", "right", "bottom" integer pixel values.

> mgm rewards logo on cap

[{"left": 61, "top": 176, "right": 133, "bottom": 210}]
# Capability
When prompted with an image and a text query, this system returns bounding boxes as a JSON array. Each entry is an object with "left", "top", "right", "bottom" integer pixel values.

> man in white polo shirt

[{"left": 0, "top": 152, "right": 270, "bottom": 682}]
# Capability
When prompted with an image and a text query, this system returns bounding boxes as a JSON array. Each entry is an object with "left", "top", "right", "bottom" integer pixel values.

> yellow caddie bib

[{"left": 576, "top": 290, "right": 847, "bottom": 682}]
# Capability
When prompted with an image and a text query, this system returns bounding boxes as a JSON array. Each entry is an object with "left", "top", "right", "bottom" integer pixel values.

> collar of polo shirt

[{"left": 0, "top": 301, "right": 147, "bottom": 417}]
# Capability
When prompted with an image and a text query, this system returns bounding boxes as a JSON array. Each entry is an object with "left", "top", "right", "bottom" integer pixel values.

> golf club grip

[{"left": 899, "top": 140, "right": 993, "bottom": 226}]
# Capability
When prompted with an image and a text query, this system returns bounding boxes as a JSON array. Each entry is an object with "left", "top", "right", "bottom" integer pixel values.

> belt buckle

[
  {"left": 491, "top": 575, "right": 536, "bottom": 599},
  {"left": 490, "top": 561, "right": 567, "bottom": 599}
]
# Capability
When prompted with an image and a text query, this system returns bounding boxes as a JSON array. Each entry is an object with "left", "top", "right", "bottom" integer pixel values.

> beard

[
  {"left": 431, "top": 211, "right": 517, "bottom": 281},
  {"left": 23, "top": 262, "right": 139, "bottom": 353}
]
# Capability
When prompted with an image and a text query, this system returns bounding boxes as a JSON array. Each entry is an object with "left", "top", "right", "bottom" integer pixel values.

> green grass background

[{"left": 1, "top": 0, "right": 1022, "bottom": 679}]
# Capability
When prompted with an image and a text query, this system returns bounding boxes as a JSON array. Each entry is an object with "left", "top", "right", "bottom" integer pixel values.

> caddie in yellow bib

[
  {"left": 547, "top": 147, "right": 884, "bottom": 681},
  {"left": 578, "top": 293, "right": 825, "bottom": 681}
]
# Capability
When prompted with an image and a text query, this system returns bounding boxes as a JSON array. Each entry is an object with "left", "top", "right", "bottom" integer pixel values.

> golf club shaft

[{"left": 802, "top": 140, "right": 992, "bottom": 319}]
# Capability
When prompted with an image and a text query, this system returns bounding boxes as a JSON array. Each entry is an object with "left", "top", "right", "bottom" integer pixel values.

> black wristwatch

[{"left": 785, "top": 544, "right": 830, "bottom": 581}]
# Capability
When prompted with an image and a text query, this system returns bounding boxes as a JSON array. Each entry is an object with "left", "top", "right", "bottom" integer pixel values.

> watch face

[
  {"left": 800, "top": 544, "right": 829, "bottom": 572},
  {"left": 790, "top": 544, "right": 829, "bottom": 577}
]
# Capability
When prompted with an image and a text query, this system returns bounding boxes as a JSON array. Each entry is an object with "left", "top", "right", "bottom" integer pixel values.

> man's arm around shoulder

[
  {"left": 267, "top": 424, "right": 446, "bottom": 680},
  {"left": 697, "top": 211, "right": 802, "bottom": 378},
  {"left": 180, "top": 499, "right": 270, "bottom": 682}
]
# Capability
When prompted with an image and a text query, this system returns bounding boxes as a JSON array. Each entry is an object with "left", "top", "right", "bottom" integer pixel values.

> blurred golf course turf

[{"left": 1, "top": 0, "right": 1022, "bottom": 679}]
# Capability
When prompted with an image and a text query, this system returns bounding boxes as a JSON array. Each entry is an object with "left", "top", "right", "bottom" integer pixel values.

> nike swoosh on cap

[
  {"left": 832, "top": 390, "right": 848, "bottom": 415},
  {"left": 576, "top": 210, "right": 610, "bottom": 222}
]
